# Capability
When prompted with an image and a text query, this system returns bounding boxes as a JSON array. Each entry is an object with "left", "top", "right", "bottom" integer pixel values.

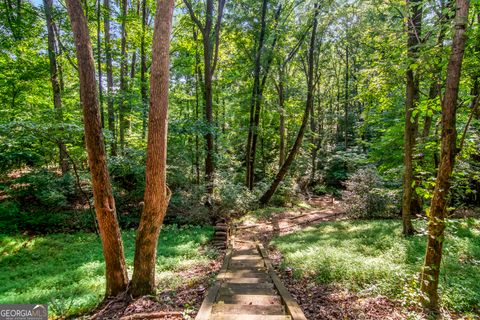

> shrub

[
  {"left": 342, "top": 167, "right": 400, "bottom": 218},
  {"left": 7, "top": 170, "right": 76, "bottom": 211}
]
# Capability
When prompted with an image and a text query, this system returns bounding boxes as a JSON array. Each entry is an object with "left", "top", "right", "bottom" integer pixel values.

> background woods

[{"left": 0, "top": 0, "right": 479, "bottom": 318}]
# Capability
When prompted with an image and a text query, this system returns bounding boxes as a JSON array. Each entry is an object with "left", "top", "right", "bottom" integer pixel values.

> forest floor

[
  {"left": 235, "top": 197, "right": 480, "bottom": 320},
  {"left": 233, "top": 197, "right": 406, "bottom": 319}
]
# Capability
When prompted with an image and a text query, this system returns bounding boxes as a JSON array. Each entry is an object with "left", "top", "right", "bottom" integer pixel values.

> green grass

[
  {"left": 270, "top": 219, "right": 480, "bottom": 314},
  {"left": 0, "top": 225, "right": 215, "bottom": 318}
]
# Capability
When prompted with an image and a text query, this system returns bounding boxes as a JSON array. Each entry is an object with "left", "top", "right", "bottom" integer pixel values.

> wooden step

[
  {"left": 212, "top": 303, "right": 285, "bottom": 315},
  {"left": 216, "top": 294, "right": 282, "bottom": 305},
  {"left": 233, "top": 249, "right": 259, "bottom": 255},
  {"left": 219, "top": 285, "right": 276, "bottom": 296},
  {"left": 222, "top": 270, "right": 269, "bottom": 279},
  {"left": 231, "top": 255, "right": 263, "bottom": 260},
  {"left": 211, "top": 314, "right": 291, "bottom": 320},
  {"left": 224, "top": 277, "right": 273, "bottom": 284},
  {"left": 229, "top": 260, "right": 265, "bottom": 268}
]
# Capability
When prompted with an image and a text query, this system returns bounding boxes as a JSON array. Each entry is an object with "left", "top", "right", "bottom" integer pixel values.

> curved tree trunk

[
  {"left": 259, "top": 1, "right": 320, "bottom": 205},
  {"left": 130, "top": 0, "right": 174, "bottom": 297},
  {"left": 66, "top": 0, "right": 128, "bottom": 297},
  {"left": 420, "top": 0, "right": 470, "bottom": 313}
]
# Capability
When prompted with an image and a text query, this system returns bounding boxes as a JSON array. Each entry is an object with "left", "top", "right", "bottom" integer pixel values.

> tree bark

[
  {"left": 183, "top": 0, "right": 226, "bottom": 199},
  {"left": 96, "top": 0, "right": 104, "bottom": 128},
  {"left": 44, "top": 0, "right": 68, "bottom": 174},
  {"left": 119, "top": 0, "right": 128, "bottom": 153},
  {"left": 66, "top": 0, "right": 129, "bottom": 296},
  {"left": 402, "top": 0, "right": 422, "bottom": 236},
  {"left": 245, "top": 0, "right": 268, "bottom": 190},
  {"left": 259, "top": 1, "right": 320, "bottom": 205},
  {"left": 420, "top": 0, "right": 470, "bottom": 313},
  {"left": 103, "top": 0, "right": 117, "bottom": 155},
  {"left": 130, "top": 0, "right": 174, "bottom": 296},
  {"left": 140, "top": 0, "right": 148, "bottom": 140}
]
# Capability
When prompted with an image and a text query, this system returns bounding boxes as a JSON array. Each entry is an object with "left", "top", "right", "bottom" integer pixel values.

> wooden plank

[
  {"left": 219, "top": 286, "right": 276, "bottom": 296},
  {"left": 224, "top": 277, "right": 273, "bottom": 284},
  {"left": 212, "top": 304, "right": 285, "bottom": 315},
  {"left": 211, "top": 315, "right": 291, "bottom": 320},
  {"left": 220, "top": 271, "right": 270, "bottom": 279},
  {"left": 231, "top": 255, "right": 263, "bottom": 260},
  {"left": 257, "top": 244, "right": 307, "bottom": 320},
  {"left": 216, "top": 294, "right": 282, "bottom": 305},
  {"left": 195, "top": 249, "right": 232, "bottom": 320},
  {"left": 229, "top": 260, "right": 265, "bottom": 268}
]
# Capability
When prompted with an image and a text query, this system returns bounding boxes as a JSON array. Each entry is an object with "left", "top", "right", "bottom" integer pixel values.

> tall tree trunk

[
  {"left": 402, "top": 0, "right": 422, "bottom": 236},
  {"left": 259, "top": 1, "right": 320, "bottom": 205},
  {"left": 96, "top": 0, "right": 104, "bottom": 128},
  {"left": 246, "top": 0, "right": 268, "bottom": 190},
  {"left": 104, "top": 0, "right": 116, "bottom": 155},
  {"left": 140, "top": 0, "right": 148, "bottom": 140},
  {"left": 66, "top": 0, "right": 129, "bottom": 296},
  {"left": 119, "top": 0, "right": 128, "bottom": 153},
  {"left": 278, "top": 66, "right": 286, "bottom": 167},
  {"left": 420, "top": 0, "right": 470, "bottom": 313},
  {"left": 344, "top": 44, "right": 349, "bottom": 149},
  {"left": 183, "top": 0, "right": 226, "bottom": 201},
  {"left": 44, "top": 0, "right": 68, "bottom": 174},
  {"left": 130, "top": 0, "right": 174, "bottom": 296},
  {"left": 194, "top": 27, "right": 201, "bottom": 184}
]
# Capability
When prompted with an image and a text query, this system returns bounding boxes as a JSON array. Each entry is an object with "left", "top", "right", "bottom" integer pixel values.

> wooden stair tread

[
  {"left": 211, "top": 314, "right": 291, "bottom": 320},
  {"left": 216, "top": 294, "right": 282, "bottom": 305},
  {"left": 222, "top": 271, "right": 269, "bottom": 278},
  {"left": 212, "top": 303, "right": 285, "bottom": 315},
  {"left": 219, "top": 286, "right": 276, "bottom": 296},
  {"left": 224, "top": 277, "right": 273, "bottom": 284}
]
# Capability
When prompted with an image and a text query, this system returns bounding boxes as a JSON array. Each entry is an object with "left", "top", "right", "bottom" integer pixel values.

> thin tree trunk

[
  {"left": 119, "top": 0, "right": 128, "bottom": 153},
  {"left": 278, "top": 67, "right": 286, "bottom": 167},
  {"left": 183, "top": 0, "right": 226, "bottom": 201},
  {"left": 344, "top": 44, "right": 349, "bottom": 149},
  {"left": 260, "top": 1, "right": 320, "bottom": 205},
  {"left": 420, "top": 0, "right": 469, "bottom": 313},
  {"left": 246, "top": 0, "right": 268, "bottom": 190},
  {"left": 140, "top": 0, "right": 148, "bottom": 140},
  {"left": 194, "top": 27, "right": 201, "bottom": 184},
  {"left": 96, "top": 0, "right": 104, "bottom": 128},
  {"left": 402, "top": 0, "right": 422, "bottom": 236},
  {"left": 104, "top": 0, "right": 116, "bottom": 155},
  {"left": 44, "top": 0, "right": 68, "bottom": 174},
  {"left": 66, "top": 0, "right": 129, "bottom": 296},
  {"left": 130, "top": 0, "right": 174, "bottom": 296}
]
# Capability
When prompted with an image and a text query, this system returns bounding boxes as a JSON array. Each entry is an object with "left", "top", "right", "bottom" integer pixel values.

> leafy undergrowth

[
  {"left": 0, "top": 225, "right": 215, "bottom": 318},
  {"left": 270, "top": 219, "right": 480, "bottom": 316}
]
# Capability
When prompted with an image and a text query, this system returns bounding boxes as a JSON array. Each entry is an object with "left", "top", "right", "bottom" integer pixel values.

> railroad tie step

[
  {"left": 211, "top": 314, "right": 292, "bottom": 320},
  {"left": 212, "top": 303, "right": 285, "bottom": 315},
  {"left": 216, "top": 294, "right": 282, "bottom": 305},
  {"left": 224, "top": 277, "right": 273, "bottom": 284}
]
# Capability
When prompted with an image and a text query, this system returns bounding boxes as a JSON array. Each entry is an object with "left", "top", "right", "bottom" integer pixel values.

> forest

[{"left": 0, "top": 0, "right": 479, "bottom": 319}]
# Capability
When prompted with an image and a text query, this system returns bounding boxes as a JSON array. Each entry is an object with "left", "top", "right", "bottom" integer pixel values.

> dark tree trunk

[
  {"left": 259, "top": 1, "right": 320, "bottom": 205},
  {"left": 44, "top": 0, "right": 68, "bottom": 174},
  {"left": 402, "top": 0, "right": 422, "bottom": 236},
  {"left": 96, "top": 0, "right": 104, "bottom": 128},
  {"left": 420, "top": 0, "right": 470, "bottom": 313},
  {"left": 130, "top": 0, "right": 174, "bottom": 297},
  {"left": 66, "top": 0, "right": 129, "bottom": 296},
  {"left": 140, "top": 0, "right": 148, "bottom": 140},
  {"left": 103, "top": 0, "right": 116, "bottom": 156},
  {"left": 246, "top": 0, "right": 268, "bottom": 190},
  {"left": 183, "top": 0, "right": 226, "bottom": 200},
  {"left": 119, "top": 0, "right": 128, "bottom": 153}
]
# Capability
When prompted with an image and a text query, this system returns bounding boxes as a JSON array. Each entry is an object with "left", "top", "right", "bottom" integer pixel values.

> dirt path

[{"left": 235, "top": 196, "right": 344, "bottom": 245}]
